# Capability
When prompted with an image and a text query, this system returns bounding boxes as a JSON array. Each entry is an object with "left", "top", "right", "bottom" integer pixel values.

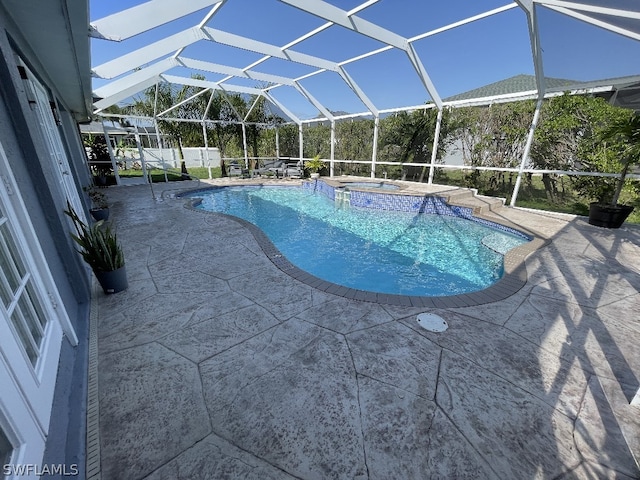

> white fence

[{"left": 118, "top": 147, "right": 221, "bottom": 169}]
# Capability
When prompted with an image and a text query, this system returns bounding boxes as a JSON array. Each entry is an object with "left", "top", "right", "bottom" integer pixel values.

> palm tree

[
  {"left": 601, "top": 111, "right": 640, "bottom": 206},
  {"left": 127, "top": 75, "right": 211, "bottom": 174}
]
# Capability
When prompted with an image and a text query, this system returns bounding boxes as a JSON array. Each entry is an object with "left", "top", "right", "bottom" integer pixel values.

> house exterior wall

[{"left": 0, "top": 6, "right": 92, "bottom": 473}]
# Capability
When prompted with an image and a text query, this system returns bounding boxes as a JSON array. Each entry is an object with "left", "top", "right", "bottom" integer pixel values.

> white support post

[
  {"left": 202, "top": 122, "right": 212, "bottom": 179},
  {"left": 371, "top": 116, "right": 379, "bottom": 178},
  {"left": 511, "top": 98, "right": 544, "bottom": 207},
  {"left": 275, "top": 127, "right": 280, "bottom": 162},
  {"left": 102, "top": 125, "right": 121, "bottom": 186},
  {"left": 241, "top": 123, "right": 248, "bottom": 169},
  {"left": 330, "top": 121, "right": 336, "bottom": 177},
  {"left": 428, "top": 109, "right": 443, "bottom": 185},
  {"left": 153, "top": 118, "right": 164, "bottom": 167},
  {"left": 133, "top": 130, "right": 152, "bottom": 183},
  {"left": 298, "top": 124, "right": 304, "bottom": 165}
]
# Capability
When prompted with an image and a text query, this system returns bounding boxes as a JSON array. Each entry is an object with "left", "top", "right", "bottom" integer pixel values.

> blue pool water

[{"left": 186, "top": 186, "right": 528, "bottom": 296}]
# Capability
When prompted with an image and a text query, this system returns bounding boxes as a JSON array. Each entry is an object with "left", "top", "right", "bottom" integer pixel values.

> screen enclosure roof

[{"left": 90, "top": 0, "right": 640, "bottom": 124}]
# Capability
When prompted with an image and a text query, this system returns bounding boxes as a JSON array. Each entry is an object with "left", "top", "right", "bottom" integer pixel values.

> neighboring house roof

[
  {"left": 444, "top": 74, "right": 640, "bottom": 111},
  {"left": 444, "top": 74, "right": 576, "bottom": 102}
]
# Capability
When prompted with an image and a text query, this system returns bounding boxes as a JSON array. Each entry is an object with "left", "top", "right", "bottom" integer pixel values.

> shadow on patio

[{"left": 90, "top": 180, "right": 640, "bottom": 480}]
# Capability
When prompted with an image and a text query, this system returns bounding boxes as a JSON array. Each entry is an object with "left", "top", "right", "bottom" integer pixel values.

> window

[
  {"left": 0, "top": 203, "right": 48, "bottom": 367},
  {"left": 0, "top": 423, "right": 13, "bottom": 478}
]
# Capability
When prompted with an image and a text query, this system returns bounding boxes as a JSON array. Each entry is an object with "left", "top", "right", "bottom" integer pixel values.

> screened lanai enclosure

[{"left": 90, "top": 0, "right": 640, "bottom": 209}]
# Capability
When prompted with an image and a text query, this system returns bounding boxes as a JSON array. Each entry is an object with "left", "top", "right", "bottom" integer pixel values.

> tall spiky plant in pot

[
  {"left": 577, "top": 111, "right": 640, "bottom": 228},
  {"left": 64, "top": 201, "right": 127, "bottom": 294}
]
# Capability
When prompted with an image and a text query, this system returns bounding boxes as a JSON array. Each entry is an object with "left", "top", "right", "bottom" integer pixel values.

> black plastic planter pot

[
  {"left": 94, "top": 266, "right": 128, "bottom": 294},
  {"left": 588, "top": 203, "right": 634, "bottom": 229},
  {"left": 90, "top": 207, "right": 110, "bottom": 222}
]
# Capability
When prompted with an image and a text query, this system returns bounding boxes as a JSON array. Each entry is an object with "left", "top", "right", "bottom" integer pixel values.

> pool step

[
  {"left": 325, "top": 177, "right": 507, "bottom": 217},
  {"left": 435, "top": 189, "right": 506, "bottom": 216}
]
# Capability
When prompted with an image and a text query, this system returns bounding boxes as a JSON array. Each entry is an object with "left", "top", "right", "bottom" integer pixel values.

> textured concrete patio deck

[{"left": 91, "top": 179, "right": 640, "bottom": 479}]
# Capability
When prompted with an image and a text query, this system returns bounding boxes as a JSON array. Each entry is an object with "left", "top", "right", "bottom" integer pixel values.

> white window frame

[{"left": 0, "top": 136, "right": 77, "bottom": 478}]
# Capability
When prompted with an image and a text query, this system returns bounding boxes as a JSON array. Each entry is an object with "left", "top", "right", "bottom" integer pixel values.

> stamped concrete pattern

[{"left": 95, "top": 180, "right": 640, "bottom": 479}]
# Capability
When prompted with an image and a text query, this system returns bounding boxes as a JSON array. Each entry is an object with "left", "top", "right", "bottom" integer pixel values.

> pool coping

[{"left": 177, "top": 180, "right": 548, "bottom": 307}]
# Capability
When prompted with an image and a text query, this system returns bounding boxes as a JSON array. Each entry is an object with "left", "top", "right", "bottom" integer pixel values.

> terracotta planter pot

[{"left": 588, "top": 203, "right": 634, "bottom": 228}]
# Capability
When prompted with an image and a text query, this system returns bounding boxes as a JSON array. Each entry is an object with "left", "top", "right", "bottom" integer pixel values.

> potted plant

[
  {"left": 575, "top": 111, "right": 639, "bottom": 228},
  {"left": 64, "top": 201, "right": 127, "bottom": 294},
  {"left": 84, "top": 134, "right": 113, "bottom": 186},
  {"left": 305, "top": 155, "right": 326, "bottom": 179},
  {"left": 84, "top": 186, "right": 110, "bottom": 221}
]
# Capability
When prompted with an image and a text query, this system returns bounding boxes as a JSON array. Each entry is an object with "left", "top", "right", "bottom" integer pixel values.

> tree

[
  {"left": 302, "top": 123, "right": 331, "bottom": 159},
  {"left": 336, "top": 119, "right": 374, "bottom": 168},
  {"left": 274, "top": 124, "right": 299, "bottom": 158},
  {"left": 450, "top": 102, "right": 533, "bottom": 192},
  {"left": 127, "top": 75, "right": 218, "bottom": 174},
  {"left": 379, "top": 108, "right": 455, "bottom": 182},
  {"left": 531, "top": 94, "right": 616, "bottom": 203},
  {"left": 205, "top": 91, "right": 245, "bottom": 164},
  {"left": 243, "top": 94, "right": 272, "bottom": 169},
  {"left": 573, "top": 107, "right": 638, "bottom": 205}
]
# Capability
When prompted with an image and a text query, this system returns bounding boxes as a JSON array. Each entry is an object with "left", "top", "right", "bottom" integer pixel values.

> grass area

[
  {"left": 434, "top": 169, "right": 640, "bottom": 224},
  {"left": 117, "top": 166, "right": 222, "bottom": 181}
]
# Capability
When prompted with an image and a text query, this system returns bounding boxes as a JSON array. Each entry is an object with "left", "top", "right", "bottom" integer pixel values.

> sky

[{"left": 89, "top": 0, "right": 640, "bottom": 120}]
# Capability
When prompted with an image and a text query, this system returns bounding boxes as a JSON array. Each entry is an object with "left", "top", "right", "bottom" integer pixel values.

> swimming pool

[{"left": 185, "top": 185, "right": 529, "bottom": 297}]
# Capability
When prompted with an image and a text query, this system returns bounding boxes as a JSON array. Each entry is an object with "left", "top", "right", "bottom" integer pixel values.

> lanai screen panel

[
  {"left": 90, "top": 0, "right": 640, "bottom": 121},
  {"left": 411, "top": 6, "right": 534, "bottom": 101},
  {"left": 536, "top": 5, "right": 640, "bottom": 83}
]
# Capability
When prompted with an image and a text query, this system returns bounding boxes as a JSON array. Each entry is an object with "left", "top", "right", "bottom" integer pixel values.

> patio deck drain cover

[{"left": 416, "top": 313, "right": 448, "bottom": 332}]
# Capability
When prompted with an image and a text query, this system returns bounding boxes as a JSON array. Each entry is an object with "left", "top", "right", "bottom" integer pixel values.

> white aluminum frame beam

[
  {"left": 244, "top": 96, "right": 262, "bottom": 123},
  {"left": 338, "top": 66, "right": 378, "bottom": 116},
  {"left": 537, "top": 1, "right": 640, "bottom": 41},
  {"left": 511, "top": 98, "right": 544, "bottom": 206},
  {"left": 95, "top": 76, "right": 163, "bottom": 111},
  {"left": 534, "top": 1, "right": 640, "bottom": 20},
  {"left": 90, "top": 0, "right": 640, "bottom": 128},
  {"left": 202, "top": 27, "right": 339, "bottom": 72},
  {"left": 94, "top": 57, "right": 178, "bottom": 100},
  {"left": 516, "top": 0, "right": 546, "bottom": 97},
  {"left": 293, "top": 83, "right": 334, "bottom": 121},
  {"left": 156, "top": 87, "right": 212, "bottom": 118},
  {"left": 161, "top": 74, "right": 263, "bottom": 96},
  {"left": 409, "top": 4, "right": 519, "bottom": 42},
  {"left": 178, "top": 57, "right": 296, "bottom": 86},
  {"left": 93, "top": 28, "right": 205, "bottom": 79},
  {"left": 282, "top": 0, "right": 407, "bottom": 49},
  {"left": 406, "top": 44, "right": 442, "bottom": 108},
  {"left": 280, "top": 0, "right": 442, "bottom": 108},
  {"left": 262, "top": 91, "right": 301, "bottom": 125},
  {"left": 90, "top": 0, "right": 224, "bottom": 41},
  {"left": 427, "top": 108, "right": 443, "bottom": 184}
]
